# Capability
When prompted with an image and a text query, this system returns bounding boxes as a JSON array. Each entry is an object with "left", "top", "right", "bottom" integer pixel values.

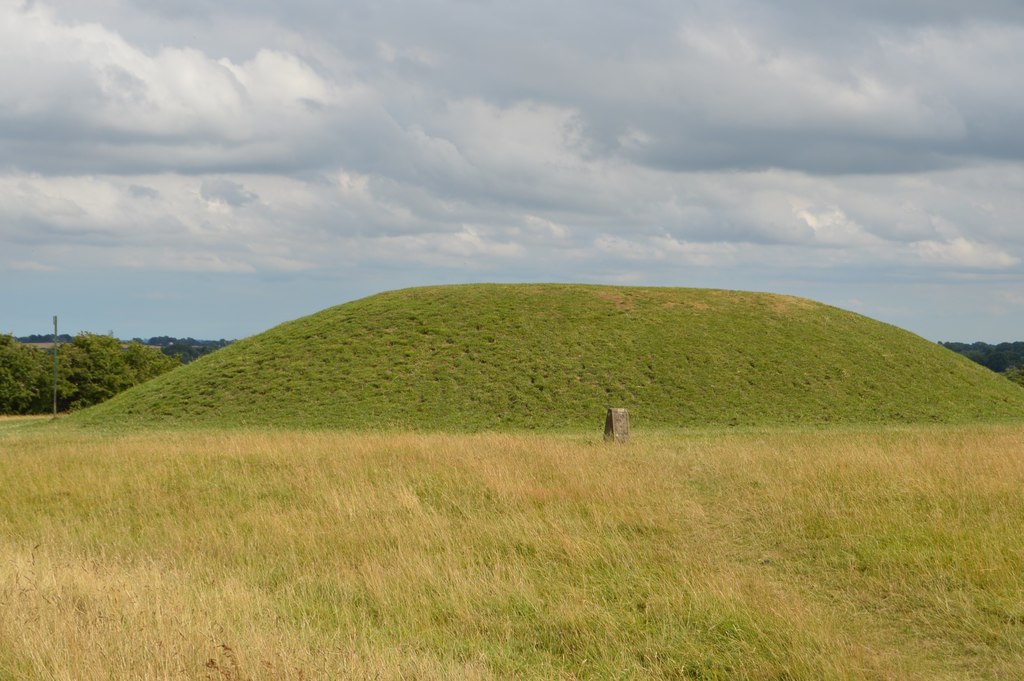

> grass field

[{"left": 2, "top": 422, "right": 1023, "bottom": 679}]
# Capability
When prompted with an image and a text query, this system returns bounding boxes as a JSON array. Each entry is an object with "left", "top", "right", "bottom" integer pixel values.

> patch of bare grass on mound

[{"left": 1, "top": 424, "right": 1022, "bottom": 679}]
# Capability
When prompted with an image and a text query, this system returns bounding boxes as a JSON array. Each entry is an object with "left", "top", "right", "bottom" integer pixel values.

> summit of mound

[{"left": 77, "top": 284, "right": 1024, "bottom": 430}]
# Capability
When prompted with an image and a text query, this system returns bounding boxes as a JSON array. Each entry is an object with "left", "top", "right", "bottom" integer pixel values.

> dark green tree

[
  {"left": 58, "top": 334, "right": 179, "bottom": 411},
  {"left": 0, "top": 334, "right": 51, "bottom": 414},
  {"left": 1, "top": 334, "right": 180, "bottom": 414},
  {"left": 122, "top": 341, "right": 181, "bottom": 384}
]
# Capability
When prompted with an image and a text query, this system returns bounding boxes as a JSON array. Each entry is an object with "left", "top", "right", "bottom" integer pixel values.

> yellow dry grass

[{"left": 1, "top": 424, "right": 1022, "bottom": 679}]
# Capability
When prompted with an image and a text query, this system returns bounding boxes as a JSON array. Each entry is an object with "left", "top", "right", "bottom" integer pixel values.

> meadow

[{"left": 2, "top": 420, "right": 1022, "bottom": 679}]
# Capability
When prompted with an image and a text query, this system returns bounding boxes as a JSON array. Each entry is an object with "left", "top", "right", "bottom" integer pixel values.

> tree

[
  {"left": 1006, "top": 367, "right": 1024, "bottom": 389},
  {"left": 0, "top": 334, "right": 51, "bottom": 414},
  {"left": 58, "top": 334, "right": 179, "bottom": 411},
  {"left": 940, "top": 341, "right": 1024, "bottom": 373},
  {"left": 1, "top": 333, "right": 181, "bottom": 415},
  {"left": 122, "top": 341, "right": 181, "bottom": 384}
]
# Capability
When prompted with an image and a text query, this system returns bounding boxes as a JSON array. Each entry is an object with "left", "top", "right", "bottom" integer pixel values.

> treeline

[
  {"left": 0, "top": 333, "right": 179, "bottom": 415},
  {"left": 941, "top": 341, "right": 1024, "bottom": 388},
  {"left": 17, "top": 334, "right": 74, "bottom": 344},
  {"left": 132, "top": 336, "right": 232, "bottom": 363},
  {"left": 940, "top": 342, "right": 1024, "bottom": 372},
  {"left": 18, "top": 334, "right": 232, "bottom": 364}
]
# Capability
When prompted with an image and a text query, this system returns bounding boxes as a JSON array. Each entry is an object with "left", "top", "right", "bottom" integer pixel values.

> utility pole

[{"left": 53, "top": 315, "right": 59, "bottom": 418}]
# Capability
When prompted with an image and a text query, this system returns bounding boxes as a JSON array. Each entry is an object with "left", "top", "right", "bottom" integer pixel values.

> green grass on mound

[{"left": 76, "top": 284, "right": 1024, "bottom": 430}]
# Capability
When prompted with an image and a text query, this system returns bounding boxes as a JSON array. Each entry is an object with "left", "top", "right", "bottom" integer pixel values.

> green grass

[
  {"left": 73, "top": 285, "right": 1024, "bottom": 430},
  {"left": 2, "top": 424, "right": 1023, "bottom": 679}
]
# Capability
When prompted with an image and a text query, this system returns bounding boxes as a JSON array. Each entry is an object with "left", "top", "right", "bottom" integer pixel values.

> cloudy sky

[{"left": 2, "top": 0, "right": 1022, "bottom": 342}]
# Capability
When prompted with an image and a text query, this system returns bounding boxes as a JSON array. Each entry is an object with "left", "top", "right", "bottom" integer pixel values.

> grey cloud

[
  {"left": 5, "top": 0, "right": 1023, "bottom": 182},
  {"left": 3, "top": 2, "right": 1024, "bottom": 283},
  {"left": 730, "top": 0, "right": 1024, "bottom": 29},
  {"left": 200, "top": 178, "right": 259, "bottom": 206},
  {"left": 5, "top": 1, "right": 1024, "bottom": 343},
  {"left": 128, "top": 184, "right": 160, "bottom": 199}
]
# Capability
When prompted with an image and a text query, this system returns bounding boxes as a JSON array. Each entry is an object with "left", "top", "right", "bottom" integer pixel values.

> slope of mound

[{"left": 76, "top": 284, "right": 1024, "bottom": 430}]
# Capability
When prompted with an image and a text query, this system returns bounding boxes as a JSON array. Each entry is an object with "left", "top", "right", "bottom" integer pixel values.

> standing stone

[{"left": 604, "top": 407, "right": 630, "bottom": 444}]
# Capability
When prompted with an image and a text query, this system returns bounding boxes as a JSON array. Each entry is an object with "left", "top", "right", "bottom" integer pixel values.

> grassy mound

[{"left": 77, "top": 284, "right": 1024, "bottom": 430}]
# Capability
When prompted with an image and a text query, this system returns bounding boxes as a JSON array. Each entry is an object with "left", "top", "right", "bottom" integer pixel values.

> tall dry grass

[{"left": 1, "top": 424, "right": 1022, "bottom": 679}]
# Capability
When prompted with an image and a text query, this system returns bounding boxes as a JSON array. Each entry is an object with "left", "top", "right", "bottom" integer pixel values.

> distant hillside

[
  {"left": 16, "top": 334, "right": 74, "bottom": 345},
  {"left": 15, "top": 335, "right": 232, "bottom": 363},
  {"left": 75, "top": 284, "right": 1024, "bottom": 430},
  {"left": 139, "top": 337, "right": 233, "bottom": 363}
]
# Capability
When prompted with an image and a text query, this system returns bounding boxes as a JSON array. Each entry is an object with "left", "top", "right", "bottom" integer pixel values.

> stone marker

[{"left": 604, "top": 407, "right": 630, "bottom": 444}]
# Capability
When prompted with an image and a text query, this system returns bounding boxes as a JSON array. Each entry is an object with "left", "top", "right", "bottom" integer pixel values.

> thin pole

[{"left": 53, "top": 315, "right": 59, "bottom": 418}]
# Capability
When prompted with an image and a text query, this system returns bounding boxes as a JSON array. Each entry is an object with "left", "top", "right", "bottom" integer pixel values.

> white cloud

[
  {"left": 3, "top": 159, "right": 1023, "bottom": 281},
  {"left": 911, "top": 237, "right": 1019, "bottom": 269},
  {"left": 437, "top": 99, "right": 585, "bottom": 170},
  {"left": 0, "top": 2, "right": 364, "bottom": 171},
  {"left": 357, "top": 226, "right": 526, "bottom": 266},
  {"left": 595, "top": 234, "right": 740, "bottom": 266},
  {"left": 522, "top": 215, "right": 569, "bottom": 240},
  {"left": 672, "top": 23, "right": 966, "bottom": 138},
  {"left": 441, "top": 226, "right": 525, "bottom": 259},
  {"left": 791, "top": 203, "right": 884, "bottom": 248}
]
